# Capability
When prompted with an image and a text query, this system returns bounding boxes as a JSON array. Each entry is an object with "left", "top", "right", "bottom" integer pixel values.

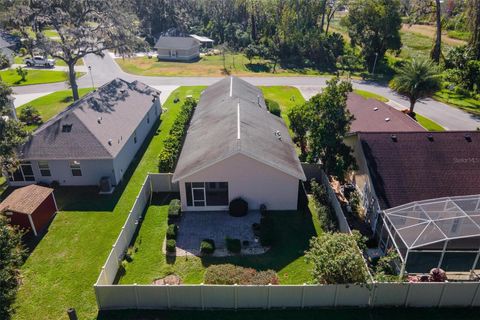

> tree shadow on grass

[{"left": 245, "top": 63, "right": 271, "bottom": 73}]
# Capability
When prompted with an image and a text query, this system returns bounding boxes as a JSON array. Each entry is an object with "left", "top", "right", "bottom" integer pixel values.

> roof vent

[
  {"left": 62, "top": 124, "right": 72, "bottom": 132},
  {"left": 385, "top": 117, "right": 390, "bottom": 122},
  {"left": 108, "top": 139, "right": 112, "bottom": 146},
  {"left": 373, "top": 107, "right": 379, "bottom": 111},
  {"left": 427, "top": 134, "right": 434, "bottom": 142},
  {"left": 257, "top": 95, "right": 260, "bottom": 106},
  {"left": 120, "top": 89, "right": 126, "bottom": 94},
  {"left": 274, "top": 130, "right": 282, "bottom": 140},
  {"left": 465, "top": 134, "right": 472, "bottom": 142},
  {"left": 390, "top": 134, "right": 397, "bottom": 142},
  {"left": 97, "top": 117, "right": 102, "bottom": 124}
]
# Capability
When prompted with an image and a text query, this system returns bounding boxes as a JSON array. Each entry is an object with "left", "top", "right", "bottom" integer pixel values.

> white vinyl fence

[
  {"left": 319, "top": 170, "right": 351, "bottom": 233},
  {"left": 149, "top": 173, "right": 179, "bottom": 192},
  {"left": 94, "top": 173, "right": 480, "bottom": 311},
  {"left": 95, "top": 282, "right": 480, "bottom": 310}
]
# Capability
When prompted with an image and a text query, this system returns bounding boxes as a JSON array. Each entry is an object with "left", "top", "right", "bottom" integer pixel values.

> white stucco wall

[
  {"left": 8, "top": 158, "right": 115, "bottom": 187},
  {"left": 178, "top": 153, "right": 300, "bottom": 212},
  {"left": 112, "top": 100, "right": 160, "bottom": 184}
]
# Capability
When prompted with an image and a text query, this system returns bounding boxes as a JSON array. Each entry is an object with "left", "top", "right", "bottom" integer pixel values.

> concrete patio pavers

[{"left": 170, "top": 210, "right": 267, "bottom": 256}]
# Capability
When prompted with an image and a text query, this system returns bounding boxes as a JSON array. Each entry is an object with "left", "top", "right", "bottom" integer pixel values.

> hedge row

[
  {"left": 158, "top": 97, "right": 197, "bottom": 172},
  {"left": 204, "top": 264, "right": 279, "bottom": 285}
]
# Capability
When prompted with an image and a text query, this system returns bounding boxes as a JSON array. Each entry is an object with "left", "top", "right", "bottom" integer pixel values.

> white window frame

[
  {"left": 38, "top": 160, "right": 51, "bottom": 177},
  {"left": 70, "top": 160, "right": 82, "bottom": 177}
]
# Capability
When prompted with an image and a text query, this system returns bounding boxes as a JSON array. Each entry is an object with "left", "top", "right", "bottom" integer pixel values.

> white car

[{"left": 24, "top": 56, "right": 56, "bottom": 68}]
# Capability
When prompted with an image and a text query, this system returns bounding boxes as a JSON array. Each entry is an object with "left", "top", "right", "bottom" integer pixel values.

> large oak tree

[{"left": 8, "top": 0, "right": 144, "bottom": 101}]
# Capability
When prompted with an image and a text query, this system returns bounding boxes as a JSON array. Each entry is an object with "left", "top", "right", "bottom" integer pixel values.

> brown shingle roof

[
  {"left": 0, "top": 185, "right": 54, "bottom": 215},
  {"left": 347, "top": 93, "right": 423, "bottom": 133},
  {"left": 360, "top": 131, "right": 480, "bottom": 209}
]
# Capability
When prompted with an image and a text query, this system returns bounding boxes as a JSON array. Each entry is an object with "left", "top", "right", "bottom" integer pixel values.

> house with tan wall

[{"left": 172, "top": 77, "right": 306, "bottom": 212}]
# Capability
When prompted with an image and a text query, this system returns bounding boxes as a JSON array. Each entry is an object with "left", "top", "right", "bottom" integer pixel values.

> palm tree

[{"left": 391, "top": 58, "right": 441, "bottom": 115}]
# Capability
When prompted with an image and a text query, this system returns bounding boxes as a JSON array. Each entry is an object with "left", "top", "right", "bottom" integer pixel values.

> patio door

[{"left": 191, "top": 183, "right": 206, "bottom": 207}]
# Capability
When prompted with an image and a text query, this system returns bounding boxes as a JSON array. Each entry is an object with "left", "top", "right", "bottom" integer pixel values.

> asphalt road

[{"left": 12, "top": 53, "right": 480, "bottom": 130}]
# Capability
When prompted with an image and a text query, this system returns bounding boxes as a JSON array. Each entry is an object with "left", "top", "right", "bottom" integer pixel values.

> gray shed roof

[
  {"left": 20, "top": 78, "right": 160, "bottom": 160},
  {"left": 172, "top": 77, "right": 306, "bottom": 182},
  {"left": 154, "top": 36, "right": 199, "bottom": 50},
  {"left": 0, "top": 35, "right": 12, "bottom": 49}
]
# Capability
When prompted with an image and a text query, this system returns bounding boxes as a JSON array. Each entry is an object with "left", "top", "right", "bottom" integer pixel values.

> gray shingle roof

[
  {"left": 0, "top": 35, "right": 12, "bottom": 49},
  {"left": 172, "top": 77, "right": 306, "bottom": 182},
  {"left": 154, "top": 36, "right": 200, "bottom": 50},
  {"left": 20, "top": 79, "right": 160, "bottom": 160}
]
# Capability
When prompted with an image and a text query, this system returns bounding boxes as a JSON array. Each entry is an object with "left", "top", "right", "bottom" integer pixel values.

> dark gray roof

[
  {"left": 0, "top": 35, "right": 12, "bottom": 49},
  {"left": 20, "top": 79, "right": 160, "bottom": 160},
  {"left": 172, "top": 77, "right": 306, "bottom": 182},
  {"left": 154, "top": 36, "right": 199, "bottom": 50}
]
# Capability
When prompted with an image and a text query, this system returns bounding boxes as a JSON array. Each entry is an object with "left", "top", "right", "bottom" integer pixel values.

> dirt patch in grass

[{"left": 401, "top": 24, "right": 466, "bottom": 47}]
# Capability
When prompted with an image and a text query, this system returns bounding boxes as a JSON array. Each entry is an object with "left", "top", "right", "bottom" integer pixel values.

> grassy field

[
  {"left": 261, "top": 86, "right": 305, "bottom": 130},
  {"left": 17, "top": 88, "right": 94, "bottom": 131},
  {"left": 12, "top": 86, "right": 205, "bottom": 320},
  {"left": 401, "top": 24, "right": 466, "bottom": 47},
  {"left": 353, "top": 89, "right": 389, "bottom": 102},
  {"left": 415, "top": 114, "right": 445, "bottom": 131},
  {"left": 116, "top": 54, "right": 334, "bottom": 77},
  {"left": 433, "top": 88, "right": 480, "bottom": 116},
  {"left": 0, "top": 68, "right": 84, "bottom": 86}
]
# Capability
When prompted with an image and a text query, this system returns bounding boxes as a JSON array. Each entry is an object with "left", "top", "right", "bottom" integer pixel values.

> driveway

[{"left": 11, "top": 52, "right": 480, "bottom": 130}]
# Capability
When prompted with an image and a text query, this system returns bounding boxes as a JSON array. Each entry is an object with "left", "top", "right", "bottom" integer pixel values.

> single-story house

[
  {"left": 352, "top": 131, "right": 480, "bottom": 273},
  {"left": 0, "top": 35, "right": 15, "bottom": 65},
  {"left": 172, "top": 76, "right": 306, "bottom": 212},
  {"left": 353, "top": 131, "right": 480, "bottom": 229},
  {"left": 154, "top": 36, "right": 200, "bottom": 61},
  {"left": 0, "top": 184, "right": 57, "bottom": 236},
  {"left": 6, "top": 78, "right": 161, "bottom": 189},
  {"left": 189, "top": 34, "right": 214, "bottom": 48}
]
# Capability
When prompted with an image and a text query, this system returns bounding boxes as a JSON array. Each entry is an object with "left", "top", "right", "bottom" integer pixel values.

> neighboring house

[
  {"left": 172, "top": 76, "right": 306, "bottom": 212},
  {"left": 189, "top": 34, "right": 214, "bottom": 48},
  {"left": 6, "top": 78, "right": 161, "bottom": 188},
  {"left": 154, "top": 36, "right": 200, "bottom": 61},
  {"left": 0, "top": 35, "right": 15, "bottom": 65},
  {"left": 353, "top": 132, "right": 480, "bottom": 273},
  {"left": 0, "top": 184, "right": 57, "bottom": 236},
  {"left": 353, "top": 131, "right": 480, "bottom": 230}
]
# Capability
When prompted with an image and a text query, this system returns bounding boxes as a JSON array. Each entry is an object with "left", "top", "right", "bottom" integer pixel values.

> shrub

[
  {"left": 204, "top": 264, "right": 278, "bottom": 285},
  {"left": 225, "top": 237, "right": 241, "bottom": 253},
  {"left": 168, "top": 199, "right": 181, "bottom": 221},
  {"left": 265, "top": 99, "right": 281, "bottom": 117},
  {"left": 19, "top": 106, "right": 43, "bottom": 125},
  {"left": 0, "top": 53, "right": 10, "bottom": 69},
  {"left": 305, "top": 233, "right": 369, "bottom": 284},
  {"left": 166, "top": 224, "right": 178, "bottom": 240},
  {"left": 19, "top": 47, "right": 28, "bottom": 56},
  {"left": 166, "top": 239, "right": 176, "bottom": 253},
  {"left": 200, "top": 239, "right": 215, "bottom": 254},
  {"left": 311, "top": 179, "right": 329, "bottom": 205},
  {"left": 259, "top": 216, "right": 274, "bottom": 246},
  {"left": 16, "top": 66, "right": 28, "bottom": 81},
  {"left": 158, "top": 98, "right": 197, "bottom": 172},
  {"left": 311, "top": 179, "right": 338, "bottom": 232},
  {"left": 229, "top": 197, "right": 248, "bottom": 217}
]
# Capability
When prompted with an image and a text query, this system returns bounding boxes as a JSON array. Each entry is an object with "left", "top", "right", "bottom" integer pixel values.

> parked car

[{"left": 24, "top": 56, "right": 55, "bottom": 68}]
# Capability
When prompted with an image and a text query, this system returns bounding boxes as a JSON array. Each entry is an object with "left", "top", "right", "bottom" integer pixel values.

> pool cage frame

[{"left": 375, "top": 195, "right": 480, "bottom": 276}]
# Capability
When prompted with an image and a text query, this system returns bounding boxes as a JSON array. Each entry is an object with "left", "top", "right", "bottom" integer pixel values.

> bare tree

[{"left": 8, "top": 0, "right": 144, "bottom": 100}]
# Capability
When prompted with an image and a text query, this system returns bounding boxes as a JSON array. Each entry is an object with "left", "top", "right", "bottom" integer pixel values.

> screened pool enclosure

[{"left": 376, "top": 195, "right": 480, "bottom": 274}]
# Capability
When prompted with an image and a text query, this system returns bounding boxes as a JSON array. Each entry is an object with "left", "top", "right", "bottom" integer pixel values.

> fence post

[
  {"left": 404, "top": 283, "right": 412, "bottom": 307},
  {"left": 200, "top": 283, "right": 205, "bottom": 310},
  {"left": 134, "top": 283, "right": 140, "bottom": 309},
  {"left": 301, "top": 283, "right": 306, "bottom": 309},
  {"left": 166, "top": 284, "right": 171, "bottom": 309},
  {"left": 437, "top": 283, "right": 447, "bottom": 307},
  {"left": 369, "top": 283, "right": 376, "bottom": 307},
  {"left": 470, "top": 282, "right": 480, "bottom": 307},
  {"left": 267, "top": 284, "right": 272, "bottom": 309},
  {"left": 234, "top": 284, "right": 238, "bottom": 310},
  {"left": 333, "top": 285, "right": 339, "bottom": 308}
]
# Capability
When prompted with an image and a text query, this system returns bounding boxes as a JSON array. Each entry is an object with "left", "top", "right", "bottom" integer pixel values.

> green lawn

[
  {"left": 353, "top": 89, "right": 389, "bottom": 102},
  {"left": 415, "top": 114, "right": 445, "bottom": 131},
  {"left": 12, "top": 86, "right": 205, "bottom": 320},
  {"left": 116, "top": 54, "right": 334, "bottom": 77},
  {"left": 261, "top": 86, "right": 306, "bottom": 131},
  {"left": 0, "top": 69, "right": 84, "bottom": 86},
  {"left": 118, "top": 206, "right": 321, "bottom": 285},
  {"left": 433, "top": 88, "right": 480, "bottom": 116},
  {"left": 17, "top": 88, "right": 94, "bottom": 131}
]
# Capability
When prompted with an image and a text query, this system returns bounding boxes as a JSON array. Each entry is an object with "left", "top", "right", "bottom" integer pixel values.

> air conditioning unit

[{"left": 99, "top": 176, "right": 113, "bottom": 194}]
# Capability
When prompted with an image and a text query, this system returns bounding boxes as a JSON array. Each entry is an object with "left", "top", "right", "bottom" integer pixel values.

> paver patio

[{"left": 176, "top": 211, "right": 263, "bottom": 255}]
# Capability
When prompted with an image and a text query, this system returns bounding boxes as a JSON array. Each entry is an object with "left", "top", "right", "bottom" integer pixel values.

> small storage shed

[{"left": 0, "top": 185, "right": 57, "bottom": 236}]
